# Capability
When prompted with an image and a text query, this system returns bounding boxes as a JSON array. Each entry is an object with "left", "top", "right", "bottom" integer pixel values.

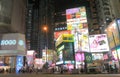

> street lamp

[{"left": 43, "top": 26, "right": 48, "bottom": 63}]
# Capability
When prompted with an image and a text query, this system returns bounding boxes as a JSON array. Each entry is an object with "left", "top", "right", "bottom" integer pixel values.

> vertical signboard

[
  {"left": 106, "top": 21, "right": 120, "bottom": 49},
  {"left": 16, "top": 56, "right": 23, "bottom": 73},
  {"left": 66, "top": 7, "right": 89, "bottom": 52},
  {"left": 85, "top": 52, "right": 92, "bottom": 63},
  {"left": 26, "top": 50, "right": 35, "bottom": 66}
]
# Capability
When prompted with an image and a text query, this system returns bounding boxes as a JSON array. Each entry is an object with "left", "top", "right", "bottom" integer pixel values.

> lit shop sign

[
  {"left": 0, "top": 33, "right": 26, "bottom": 56},
  {"left": 0, "top": 40, "right": 16, "bottom": 45},
  {"left": 57, "top": 45, "right": 64, "bottom": 51},
  {"left": 0, "top": 39, "right": 25, "bottom": 46}
]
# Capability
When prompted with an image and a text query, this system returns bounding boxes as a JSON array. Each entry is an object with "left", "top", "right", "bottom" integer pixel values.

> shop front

[{"left": 0, "top": 33, "right": 26, "bottom": 73}]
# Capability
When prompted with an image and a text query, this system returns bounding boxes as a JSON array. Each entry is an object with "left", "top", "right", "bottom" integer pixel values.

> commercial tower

[
  {"left": 26, "top": 0, "right": 54, "bottom": 58},
  {"left": 0, "top": 0, "right": 26, "bottom": 73}
]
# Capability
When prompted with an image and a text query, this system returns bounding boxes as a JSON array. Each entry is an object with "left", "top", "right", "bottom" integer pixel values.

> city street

[{"left": 0, "top": 73, "right": 120, "bottom": 77}]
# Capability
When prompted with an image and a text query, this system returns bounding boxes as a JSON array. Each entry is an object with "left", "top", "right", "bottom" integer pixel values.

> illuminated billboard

[
  {"left": 26, "top": 50, "right": 35, "bottom": 66},
  {"left": 111, "top": 47, "right": 120, "bottom": 61},
  {"left": 106, "top": 20, "right": 120, "bottom": 49},
  {"left": 66, "top": 7, "right": 89, "bottom": 52},
  {"left": 54, "top": 30, "right": 71, "bottom": 40},
  {"left": 0, "top": 33, "right": 26, "bottom": 55},
  {"left": 57, "top": 45, "right": 64, "bottom": 62},
  {"left": 89, "top": 34, "right": 109, "bottom": 52},
  {"left": 75, "top": 52, "right": 85, "bottom": 62},
  {"left": 56, "top": 42, "right": 74, "bottom": 63},
  {"left": 92, "top": 53, "right": 103, "bottom": 60},
  {"left": 66, "top": 7, "right": 87, "bottom": 30},
  {"left": 55, "top": 34, "right": 74, "bottom": 47},
  {"left": 74, "top": 29, "right": 89, "bottom": 52},
  {"left": 16, "top": 56, "right": 23, "bottom": 73}
]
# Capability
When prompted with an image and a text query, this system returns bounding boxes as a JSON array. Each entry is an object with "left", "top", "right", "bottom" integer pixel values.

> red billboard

[{"left": 54, "top": 30, "right": 71, "bottom": 40}]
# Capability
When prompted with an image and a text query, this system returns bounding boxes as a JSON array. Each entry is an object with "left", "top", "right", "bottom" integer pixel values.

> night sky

[{"left": 54, "top": 0, "right": 90, "bottom": 12}]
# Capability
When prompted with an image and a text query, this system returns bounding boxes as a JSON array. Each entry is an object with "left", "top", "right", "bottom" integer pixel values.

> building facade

[
  {"left": 26, "top": 0, "right": 54, "bottom": 58},
  {"left": 95, "top": 0, "right": 120, "bottom": 33},
  {"left": 0, "top": 0, "right": 26, "bottom": 33},
  {"left": 0, "top": 0, "right": 26, "bottom": 72}
]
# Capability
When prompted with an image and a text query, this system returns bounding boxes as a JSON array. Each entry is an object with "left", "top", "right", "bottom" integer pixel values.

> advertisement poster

[
  {"left": 66, "top": 7, "right": 87, "bottom": 30},
  {"left": 75, "top": 52, "right": 85, "bottom": 62},
  {"left": 111, "top": 48, "right": 120, "bottom": 61},
  {"left": 54, "top": 30, "right": 71, "bottom": 40},
  {"left": 89, "top": 34, "right": 109, "bottom": 52},
  {"left": 92, "top": 53, "right": 103, "bottom": 60},
  {"left": 26, "top": 50, "right": 35, "bottom": 66},
  {"left": 106, "top": 21, "right": 120, "bottom": 49},
  {"left": 74, "top": 29, "right": 89, "bottom": 52},
  {"left": 16, "top": 56, "right": 23, "bottom": 73},
  {"left": 66, "top": 7, "right": 89, "bottom": 52}
]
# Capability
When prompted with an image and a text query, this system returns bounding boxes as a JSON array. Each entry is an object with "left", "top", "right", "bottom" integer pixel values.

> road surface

[{"left": 0, "top": 73, "right": 120, "bottom": 77}]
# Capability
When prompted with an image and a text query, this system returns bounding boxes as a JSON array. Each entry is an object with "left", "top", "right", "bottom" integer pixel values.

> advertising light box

[
  {"left": 0, "top": 33, "right": 26, "bottom": 55},
  {"left": 89, "top": 34, "right": 109, "bottom": 52},
  {"left": 16, "top": 56, "right": 23, "bottom": 73},
  {"left": 75, "top": 53, "right": 85, "bottom": 62},
  {"left": 106, "top": 20, "right": 120, "bottom": 49},
  {"left": 26, "top": 50, "right": 35, "bottom": 66},
  {"left": 111, "top": 48, "right": 120, "bottom": 61},
  {"left": 66, "top": 7, "right": 87, "bottom": 30},
  {"left": 74, "top": 29, "right": 89, "bottom": 52},
  {"left": 92, "top": 53, "right": 103, "bottom": 60},
  {"left": 66, "top": 7, "right": 89, "bottom": 52},
  {"left": 54, "top": 30, "right": 71, "bottom": 40}
]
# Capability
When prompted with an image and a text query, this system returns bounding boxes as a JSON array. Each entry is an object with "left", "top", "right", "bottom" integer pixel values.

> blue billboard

[{"left": 16, "top": 56, "right": 24, "bottom": 73}]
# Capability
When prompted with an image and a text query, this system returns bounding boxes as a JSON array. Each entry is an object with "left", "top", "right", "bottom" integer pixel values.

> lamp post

[{"left": 43, "top": 26, "right": 48, "bottom": 63}]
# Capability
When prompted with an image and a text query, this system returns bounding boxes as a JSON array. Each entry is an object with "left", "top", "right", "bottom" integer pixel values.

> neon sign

[{"left": 0, "top": 40, "right": 16, "bottom": 45}]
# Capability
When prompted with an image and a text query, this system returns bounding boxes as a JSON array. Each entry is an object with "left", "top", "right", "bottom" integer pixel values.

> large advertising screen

[
  {"left": 89, "top": 34, "right": 109, "bottom": 52},
  {"left": 106, "top": 20, "right": 120, "bottom": 49},
  {"left": 66, "top": 7, "right": 89, "bottom": 52},
  {"left": 66, "top": 7, "right": 87, "bottom": 30},
  {"left": 0, "top": 33, "right": 26, "bottom": 55}
]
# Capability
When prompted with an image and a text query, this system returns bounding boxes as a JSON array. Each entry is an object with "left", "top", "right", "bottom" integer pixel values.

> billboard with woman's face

[{"left": 89, "top": 34, "right": 109, "bottom": 52}]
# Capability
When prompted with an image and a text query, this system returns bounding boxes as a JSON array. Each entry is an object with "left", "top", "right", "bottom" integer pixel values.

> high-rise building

[
  {"left": 88, "top": 0, "right": 100, "bottom": 35},
  {"left": 0, "top": 0, "right": 27, "bottom": 71},
  {"left": 26, "top": 0, "right": 54, "bottom": 58},
  {"left": 94, "top": 0, "right": 120, "bottom": 33},
  {"left": 54, "top": 0, "right": 100, "bottom": 35},
  {"left": 0, "top": 0, "right": 26, "bottom": 34}
]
